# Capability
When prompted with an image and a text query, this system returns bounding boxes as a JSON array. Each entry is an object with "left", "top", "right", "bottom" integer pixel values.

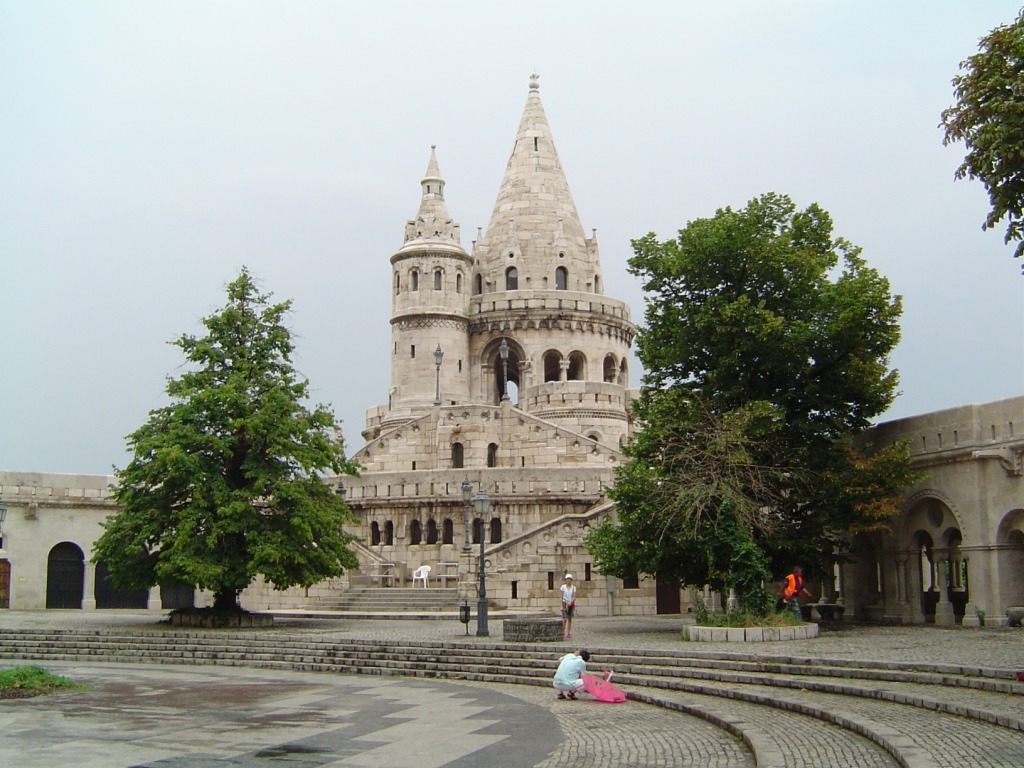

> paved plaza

[{"left": 0, "top": 611, "right": 1022, "bottom": 767}]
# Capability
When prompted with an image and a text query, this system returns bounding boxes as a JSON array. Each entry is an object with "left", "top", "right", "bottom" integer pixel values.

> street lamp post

[
  {"left": 473, "top": 486, "right": 491, "bottom": 636},
  {"left": 461, "top": 477, "right": 472, "bottom": 552},
  {"left": 433, "top": 344, "right": 444, "bottom": 406},
  {"left": 499, "top": 338, "right": 510, "bottom": 401}
]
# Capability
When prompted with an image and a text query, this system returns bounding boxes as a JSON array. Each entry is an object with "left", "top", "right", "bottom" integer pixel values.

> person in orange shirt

[{"left": 780, "top": 565, "right": 811, "bottom": 621}]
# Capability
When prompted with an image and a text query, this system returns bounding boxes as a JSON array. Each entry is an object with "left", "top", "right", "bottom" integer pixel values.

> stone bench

[{"left": 502, "top": 618, "right": 564, "bottom": 642}]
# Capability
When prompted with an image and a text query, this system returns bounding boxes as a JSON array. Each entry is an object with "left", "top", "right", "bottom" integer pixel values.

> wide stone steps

[
  {"left": 2, "top": 628, "right": 1023, "bottom": 768},
  {"left": 305, "top": 587, "right": 462, "bottom": 613}
]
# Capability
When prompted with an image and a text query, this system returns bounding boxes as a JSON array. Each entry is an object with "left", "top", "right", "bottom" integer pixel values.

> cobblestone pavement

[{"left": 1, "top": 611, "right": 1022, "bottom": 767}]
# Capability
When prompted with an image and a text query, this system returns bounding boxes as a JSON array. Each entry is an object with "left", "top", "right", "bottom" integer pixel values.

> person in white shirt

[
  {"left": 552, "top": 648, "right": 590, "bottom": 699},
  {"left": 560, "top": 573, "right": 577, "bottom": 639}
]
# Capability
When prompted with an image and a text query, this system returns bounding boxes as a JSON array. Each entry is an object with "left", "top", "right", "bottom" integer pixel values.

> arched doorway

[
  {"left": 94, "top": 560, "right": 149, "bottom": 609},
  {"left": 160, "top": 581, "right": 195, "bottom": 610},
  {"left": 46, "top": 542, "right": 85, "bottom": 609}
]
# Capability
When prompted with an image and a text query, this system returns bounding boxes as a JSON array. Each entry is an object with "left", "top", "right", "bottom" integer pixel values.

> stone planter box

[
  {"left": 503, "top": 618, "right": 563, "bottom": 642},
  {"left": 170, "top": 612, "right": 275, "bottom": 628},
  {"left": 682, "top": 623, "right": 819, "bottom": 642}
]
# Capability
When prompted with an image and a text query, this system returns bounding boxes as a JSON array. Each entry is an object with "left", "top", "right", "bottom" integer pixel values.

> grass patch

[{"left": 0, "top": 666, "right": 86, "bottom": 698}]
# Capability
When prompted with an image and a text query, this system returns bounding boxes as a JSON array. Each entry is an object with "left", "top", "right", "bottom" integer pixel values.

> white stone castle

[{"left": 0, "top": 76, "right": 1021, "bottom": 625}]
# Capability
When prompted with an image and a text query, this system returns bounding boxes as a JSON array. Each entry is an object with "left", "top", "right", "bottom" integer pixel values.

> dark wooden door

[
  {"left": 656, "top": 577, "right": 681, "bottom": 614},
  {"left": 0, "top": 559, "right": 10, "bottom": 609}
]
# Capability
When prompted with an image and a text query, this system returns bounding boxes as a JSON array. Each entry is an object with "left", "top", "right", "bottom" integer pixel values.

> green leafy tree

[
  {"left": 94, "top": 268, "right": 359, "bottom": 612},
  {"left": 941, "top": 10, "right": 1024, "bottom": 267},
  {"left": 587, "top": 194, "right": 916, "bottom": 610}
]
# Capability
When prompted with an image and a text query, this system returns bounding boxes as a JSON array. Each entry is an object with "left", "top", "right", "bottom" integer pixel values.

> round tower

[
  {"left": 468, "top": 75, "right": 635, "bottom": 448},
  {"left": 385, "top": 146, "right": 473, "bottom": 429}
]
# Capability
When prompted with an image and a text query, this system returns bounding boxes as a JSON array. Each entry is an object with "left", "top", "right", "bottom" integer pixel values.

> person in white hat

[{"left": 560, "top": 574, "right": 577, "bottom": 639}]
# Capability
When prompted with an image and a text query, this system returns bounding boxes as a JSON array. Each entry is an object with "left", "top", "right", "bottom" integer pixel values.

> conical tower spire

[
  {"left": 475, "top": 73, "right": 601, "bottom": 294},
  {"left": 403, "top": 145, "right": 462, "bottom": 249}
]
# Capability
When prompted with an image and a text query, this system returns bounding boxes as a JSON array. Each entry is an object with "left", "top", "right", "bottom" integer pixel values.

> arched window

[
  {"left": 474, "top": 274, "right": 483, "bottom": 294},
  {"left": 555, "top": 266, "right": 568, "bottom": 290},
  {"left": 603, "top": 355, "right": 617, "bottom": 383},
  {"left": 489, "top": 518, "right": 502, "bottom": 544},
  {"left": 567, "top": 351, "right": 585, "bottom": 380},
  {"left": 411, "top": 270, "right": 419, "bottom": 291},
  {"left": 543, "top": 350, "right": 562, "bottom": 382},
  {"left": 472, "top": 518, "right": 483, "bottom": 545},
  {"left": 456, "top": 273, "right": 463, "bottom": 293},
  {"left": 594, "top": 274, "right": 601, "bottom": 292},
  {"left": 487, "top": 442, "right": 498, "bottom": 467},
  {"left": 394, "top": 272, "right": 401, "bottom": 295},
  {"left": 442, "top": 518, "right": 454, "bottom": 545},
  {"left": 384, "top": 520, "right": 394, "bottom": 546},
  {"left": 505, "top": 267, "right": 518, "bottom": 290},
  {"left": 452, "top": 442, "right": 464, "bottom": 469},
  {"left": 371, "top": 521, "right": 381, "bottom": 546},
  {"left": 410, "top": 519, "right": 422, "bottom": 545},
  {"left": 434, "top": 269, "right": 442, "bottom": 290},
  {"left": 426, "top": 519, "right": 439, "bottom": 545}
]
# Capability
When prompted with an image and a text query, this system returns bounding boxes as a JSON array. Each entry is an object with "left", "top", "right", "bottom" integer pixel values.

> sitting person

[{"left": 552, "top": 648, "right": 590, "bottom": 699}]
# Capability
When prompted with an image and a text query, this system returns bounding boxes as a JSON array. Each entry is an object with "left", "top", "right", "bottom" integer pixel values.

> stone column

[
  {"left": 81, "top": 561, "right": 97, "bottom": 611},
  {"left": 908, "top": 548, "right": 926, "bottom": 624},
  {"left": 147, "top": 585, "right": 163, "bottom": 611},
  {"left": 933, "top": 554, "right": 956, "bottom": 626}
]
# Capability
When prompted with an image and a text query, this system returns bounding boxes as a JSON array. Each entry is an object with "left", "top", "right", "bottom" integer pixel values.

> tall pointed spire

[
  {"left": 403, "top": 145, "right": 462, "bottom": 249},
  {"left": 475, "top": 74, "right": 601, "bottom": 294}
]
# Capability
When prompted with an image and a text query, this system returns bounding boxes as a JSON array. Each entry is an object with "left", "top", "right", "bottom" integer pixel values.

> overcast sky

[{"left": 3, "top": 1, "right": 1023, "bottom": 476}]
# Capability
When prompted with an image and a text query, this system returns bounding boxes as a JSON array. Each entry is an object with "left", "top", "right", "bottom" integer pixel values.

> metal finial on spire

[{"left": 529, "top": 73, "right": 540, "bottom": 91}]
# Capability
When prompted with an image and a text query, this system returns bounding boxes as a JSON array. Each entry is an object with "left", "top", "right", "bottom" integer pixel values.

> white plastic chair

[{"left": 411, "top": 565, "right": 431, "bottom": 588}]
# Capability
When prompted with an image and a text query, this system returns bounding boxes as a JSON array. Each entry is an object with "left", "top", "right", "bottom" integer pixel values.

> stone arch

[
  {"left": 567, "top": 351, "right": 586, "bottom": 381},
  {"left": 543, "top": 350, "right": 562, "bottom": 382},
  {"left": 410, "top": 519, "right": 422, "bottom": 545},
  {"left": 442, "top": 518, "right": 454, "bottom": 545},
  {"left": 426, "top": 519, "right": 439, "bottom": 545},
  {"left": 901, "top": 492, "right": 965, "bottom": 622},
  {"left": 996, "top": 509, "right": 1024, "bottom": 607},
  {"left": 505, "top": 266, "right": 518, "bottom": 290},
  {"left": 46, "top": 542, "right": 84, "bottom": 609},
  {"left": 485, "top": 337, "right": 523, "bottom": 405},
  {"left": 371, "top": 521, "right": 381, "bottom": 546},
  {"left": 603, "top": 354, "right": 617, "bottom": 383}
]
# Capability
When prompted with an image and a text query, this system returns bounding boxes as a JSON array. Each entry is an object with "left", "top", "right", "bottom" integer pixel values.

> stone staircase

[
  {"left": 0, "top": 627, "right": 1022, "bottom": 768},
  {"left": 304, "top": 587, "right": 462, "bottom": 614}
]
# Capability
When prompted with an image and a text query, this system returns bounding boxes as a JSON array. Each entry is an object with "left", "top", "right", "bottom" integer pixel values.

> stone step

[{"left": 2, "top": 627, "right": 1022, "bottom": 768}]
